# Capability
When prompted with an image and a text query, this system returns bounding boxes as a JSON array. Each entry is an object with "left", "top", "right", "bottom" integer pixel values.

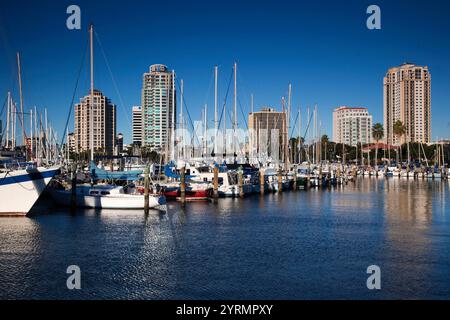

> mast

[
  {"left": 223, "top": 87, "right": 227, "bottom": 159},
  {"left": 281, "top": 97, "right": 286, "bottom": 167},
  {"left": 214, "top": 66, "right": 218, "bottom": 157},
  {"left": 34, "top": 106, "right": 38, "bottom": 164},
  {"left": 45, "top": 108, "right": 48, "bottom": 163},
  {"left": 67, "top": 127, "right": 70, "bottom": 162},
  {"left": 89, "top": 24, "right": 94, "bottom": 162},
  {"left": 40, "top": 113, "right": 43, "bottom": 164},
  {"left": 298, "top": 107, "right": 301, "bottom": 164},
  {"left": 233, "top": 62, "right": 237, "bottom": 159},
  {"left": 204, "top": 103, "right": 207, "bottom": 156},
  {"left": 287, "top": 84, "right": 292, "bottom": 142},
  {"left": 30, "top": 108, "right": 33, "bottom": 159},
  {"left": 180, "top": 79, "right": 184, "bottom": 159},
  {"left": 6, "top": 92, "right": 10, "bottom": 149},
  {"left": 306, "top": 106, "right": 310, "bottom": 163},
  {"left": 16, "top": 53, "right": 26, "bottom": 146},
  {"left": 251, "top": 93, "right": 254, "bottom": 114},
  {"left": 171, "top": 70, "right": 175, "bottom": 162},
  {"left": 319, "top": 120, "right": 322, "bottom": 163},
  {"left": 12, "top": 102, "right": 17, "bottom": 149},
  {"left": 312, "top": 105, "right": 316, "bottom": 164}
]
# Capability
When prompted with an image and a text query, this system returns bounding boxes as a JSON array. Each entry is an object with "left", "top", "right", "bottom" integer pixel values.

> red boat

[
  {"left": 138, "top": 183, "right": 213, "bottom": 201},
  {"left": 164, "top": 183, "right": 213, "bottom": 201}
]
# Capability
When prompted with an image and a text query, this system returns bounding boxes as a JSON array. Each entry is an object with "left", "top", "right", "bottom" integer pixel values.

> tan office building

[
  {"left": 384, "top": 63, "right": 431, "bottom": 145},
  {"left": 248, "top": 107, "right": 287, "bottom": 161},
  {"left": 74, "top": 89, "right": 116, "bottom": 155}
]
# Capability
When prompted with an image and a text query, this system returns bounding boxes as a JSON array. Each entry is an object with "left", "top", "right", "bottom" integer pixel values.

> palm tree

[
  {"left": 321, "top": 135, "right": 329, "bottom": 161},
  {"left": 372, "top": 123, "right": 384, "bottom": 168},
  {"left": 393, "top": 120, "right": 406, "bottom": 165}
]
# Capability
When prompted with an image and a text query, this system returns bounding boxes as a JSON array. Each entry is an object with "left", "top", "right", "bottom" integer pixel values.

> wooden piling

[
  {"left": 144, "top": 166, "right": 150, "bottom": 214},
  {"left": 292, "top": 165, "right": 297, "bottom": 190},
  {"left": 213, "top": 165, "right": 219, "bottom": 200},
  {"left": 259, "top": 168, "right": 265, "bottom": 195},
  {"left": 238, "top": 166, "right": 244, "bottom": 198},
  {"left": 70, "top": 163, "right": 77, "bottom": 210},
  {"left": 307, "top": 163, "right": 311, "bottom": 188},
  {"left": 278, "top": 167, "right": 283, "bottom": 193},
  {"left": 318, "top": 166, "right": 323, "bottom": 188},
  {"left": 180, "top": 166, "right": 186, "bottom": 204}
]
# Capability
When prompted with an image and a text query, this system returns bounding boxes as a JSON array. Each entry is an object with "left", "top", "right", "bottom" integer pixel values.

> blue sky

[{"left": 1, "top": 0, "right": 450, "bottom": 144}]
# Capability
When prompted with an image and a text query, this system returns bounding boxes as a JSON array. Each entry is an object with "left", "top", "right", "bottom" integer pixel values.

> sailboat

[
  {"left": 0, "top": 54, "right": 60, "bottom": 216},
  {"left": 1, "top": 162, "right": 60, "bottom": 216},
  {"left": 50, "top": 184, "right": 166, "bottom": 210}
]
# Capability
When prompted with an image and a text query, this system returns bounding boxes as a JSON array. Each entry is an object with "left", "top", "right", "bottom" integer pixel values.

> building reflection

[{"left": 384, "top": 179, "right": 435, "bottom": 224}]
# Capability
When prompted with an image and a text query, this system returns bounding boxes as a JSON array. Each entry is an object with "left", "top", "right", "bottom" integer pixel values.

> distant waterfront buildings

[
  {"left": 74, "top": 89, "right": 116, "bottom": 155},
  {"left": 141, "top": 64, "right": 176, "bottom": 154},
  {"left": 116, "top": 133, "right": 124, "bottom": 155},
  {"left": 332, "top": 106, "right": 373, "bottom": 146},
  {"left": 67, "top": 132, "right": 75, "bottom": 153},
  {"left": 132, "top": 106, "right": 142, "bottom": 146},
  {"left": 384, "top": 63, "right": 431, "bottom": 145},
  {"left": 248, "top": 107, "right": 287, "bottom": 162}
]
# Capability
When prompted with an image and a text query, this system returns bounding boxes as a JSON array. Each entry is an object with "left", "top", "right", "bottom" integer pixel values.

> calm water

[{"left": 1, "top": 178, "right": 449, "bottom": 300}]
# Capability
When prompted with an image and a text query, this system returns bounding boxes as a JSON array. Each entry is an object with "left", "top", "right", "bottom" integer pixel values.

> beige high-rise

[
  {"left": 384, "top": 63, "right": 431, "bottom": 145},
  {"left": 74, "top": 89, "right": 116, "bottom": 155},
  {"left": 248, "top": 107, "right": 287, "bottom": 162}
]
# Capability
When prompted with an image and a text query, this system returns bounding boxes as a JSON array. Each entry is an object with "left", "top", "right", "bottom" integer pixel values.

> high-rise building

[
  {"left": 333, "top": 106, "right": 373, "bottom": 146},
  {"left": 67, "top": 132, "right": 75, "bottom": 153},
  {"left": 384, "top": 63, "right": 431, "bottom": 145},
  {"left": 141, "top": 64, "right": 176, "bottom": 153},
  {"left": 248, "top": 107, "right": 288, "bottom": 162},
  {"left": 74, "top": 89, "right": 116, "bottom": 155},
  {"left": 132, "top": 106, "right": 142, "bottom": 146}
]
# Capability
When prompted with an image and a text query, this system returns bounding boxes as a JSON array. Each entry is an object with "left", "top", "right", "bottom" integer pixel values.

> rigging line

[
  {"left": 0, "top": 17, "right": 19, "bottom": 96},
  {"left": 289, "top": 110, "right": 300, "bottom": 139},
  {"left": 217, "top": 67, "right": 234, "bottom": 130},
  {"left": 58, "top": 36, "right": 89, "bottom": 155},
  {"left": 237, "top": 97, "right": 248, "bottom": 129},
  {"left": 0, "top": 94, "right": 7, "bottom": 117},
  {"left": 0, "top": 95, "right": 6, "bottom": 145},
  {"left": 94, "top": 30, "right": 132, "bottom": 130},
  {"left": 203, "top": 69, "right": 214, "bottom": 107},
  {"left": 302, "top": 110, "right": 314, "bottom": 142},
  {"left": 175, "top": 79, "right": 201, "bottom": 147}
]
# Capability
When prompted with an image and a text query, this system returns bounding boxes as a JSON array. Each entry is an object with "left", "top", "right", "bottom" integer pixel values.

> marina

[
  {"left": 1, "top": 0, "right": 450, "bottom": 303},
  {"left": 0, "top": 177, "right": 449, "bottom": 300}
]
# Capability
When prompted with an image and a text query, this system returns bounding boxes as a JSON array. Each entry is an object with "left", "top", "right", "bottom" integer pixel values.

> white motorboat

[
  {"left": 0, "top": 164, "right": 60, "bottom": 216},
  {"left": 50, "top": 184, "right": 166, "bottom": 210}
]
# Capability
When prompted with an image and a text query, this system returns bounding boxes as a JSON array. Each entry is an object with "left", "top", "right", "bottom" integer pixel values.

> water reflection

[{"left": 0, "top": 179, "right": 449, "bottom": 299}]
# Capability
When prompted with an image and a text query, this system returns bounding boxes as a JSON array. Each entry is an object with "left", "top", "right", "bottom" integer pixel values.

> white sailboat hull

[
  {"left": 218, "top": 184, "right": 253, "bottom": 197},
  {"left": 50, "top": 189, "right": 165, "bottom": 209},
  {"left": 0, "top": 166, "right": 60, "bottom": 216}
]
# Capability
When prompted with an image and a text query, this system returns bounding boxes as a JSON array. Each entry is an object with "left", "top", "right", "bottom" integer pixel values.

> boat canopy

[{"left": 89, "top": 161, "right": 143, "bottom": 181}]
